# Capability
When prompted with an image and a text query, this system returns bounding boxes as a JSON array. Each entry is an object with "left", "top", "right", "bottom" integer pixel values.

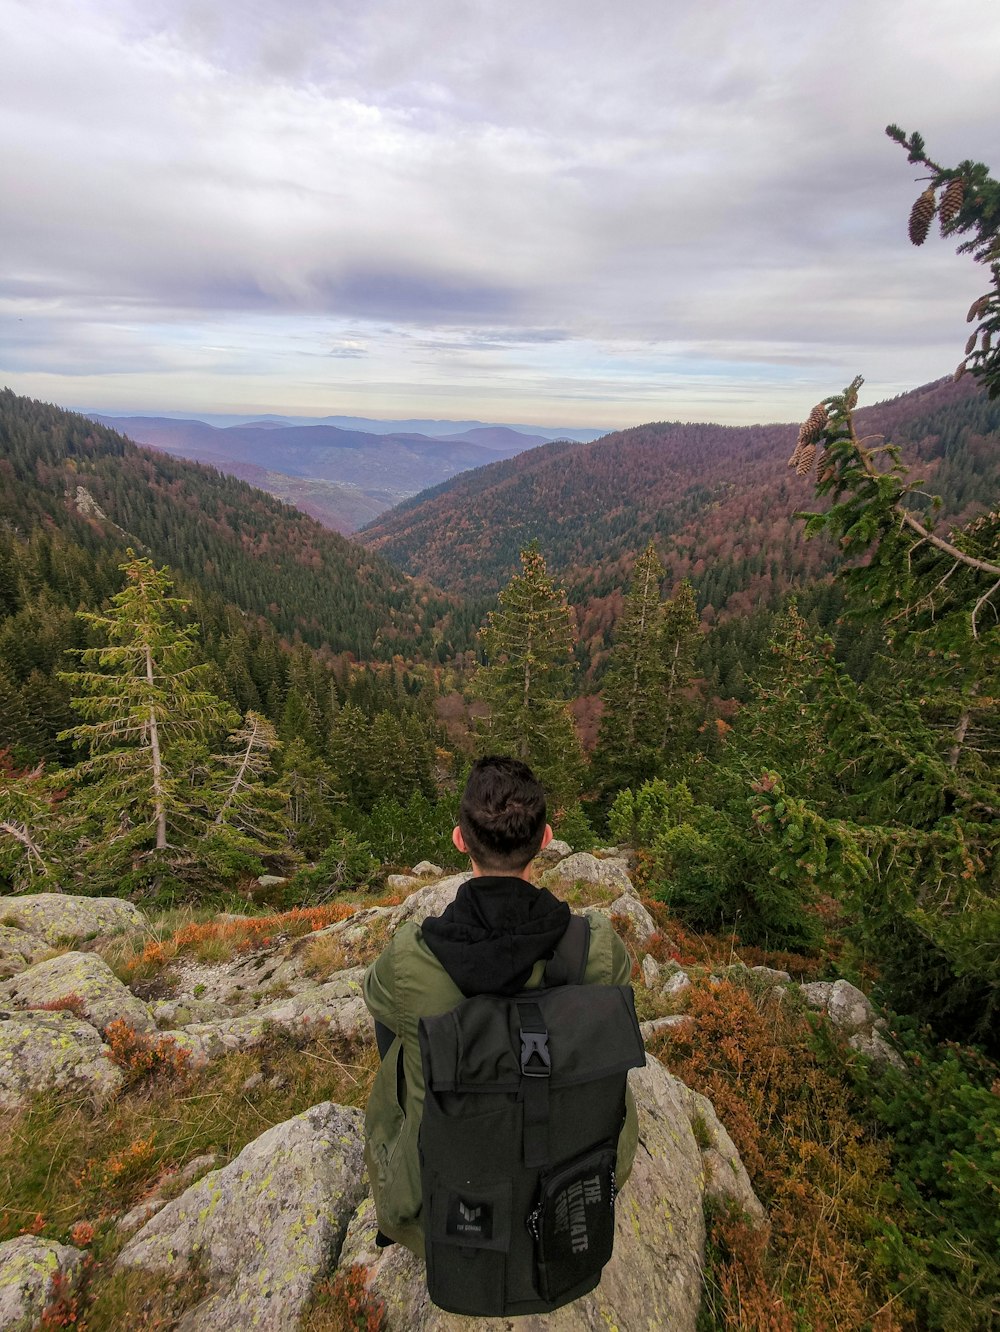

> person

[{"left": 362, "top": 754, "right": 638, "bottom": 1257}]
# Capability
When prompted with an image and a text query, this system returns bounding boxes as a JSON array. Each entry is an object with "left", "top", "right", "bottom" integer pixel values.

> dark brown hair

[{"left": 458, "top": 756, "right": 547, "bottom": 872}]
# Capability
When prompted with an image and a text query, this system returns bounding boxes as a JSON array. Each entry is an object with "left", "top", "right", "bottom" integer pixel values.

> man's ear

[
  {"left": 452, "top": 825, "right": 469, "bottom": 855},
  {"left": 539, "top": 823, "right": 554, "bottom": 851}
]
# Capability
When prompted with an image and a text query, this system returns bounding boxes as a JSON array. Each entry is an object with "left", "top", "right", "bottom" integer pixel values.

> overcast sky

[{"left": 2, "top": 0, "right": 998, "bottom": 428}]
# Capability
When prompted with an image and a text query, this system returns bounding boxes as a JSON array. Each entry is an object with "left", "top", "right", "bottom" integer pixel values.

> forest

[{"left": 1, "top": 126, "right": 999, "bottom": 1330}]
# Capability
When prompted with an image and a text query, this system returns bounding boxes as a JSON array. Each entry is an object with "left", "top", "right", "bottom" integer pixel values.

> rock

[
  {"left": 0, "top": 951, "right": 155, "bottom": 1035},
  {"left": 241, "top": 1071, "right": 264, "bottom": 1094},
  {"left": 117, "top": 1102, "right": 368, "bottom": 1331},
  {"left": 116, "top": 1197, "right": 167, "bottom": 1235},
  {"left": 750, "top": 965, "right": 792, "bottom": 984},
  {"left": 387, "top": 875, "right": 467, "bottom": 930},
  {"left": 847, "top": 1029, "right": 906, "bottom": 1072},
  {"left": 680, "top": 1086, "right": 766, "bottom": 1224},
  {"left": 536, "top": 838, "right": 572, "bottom": 861},
  {"left": 170, "top": 968, "right": 369, "bottom": 1065},
  {"left": 0, "top": 1009, "right": 122, "bottom": 1109},
  {"left": 800, "top": 980, "right": 834, "bottom": 1011},
  {"left": 603, "top": 893, "right": 657, "bottom": 944},
  {"left": 0, "top": 1235, "right": 84, "bottom": 1330},
  {"left": 641, "top": 1015, "right": 696, "bottom": 1040},
  {"left": 827, "top": 979, "right": 877, "bottom": 1032},
  {"left": 256, "top": 875, "right": 286, "bottom": 889},
  {"left": 0, "top": 926, "right": 45, "bottom": 982},
  {"left": 0, "top": 893, "right": 148, "bottom": 946},
  {"left": 662, "top": 970, "right": 692, "bottom": 998},
  {"left": 411, "top": 862, "right": 443, "bottom": 877},
  {"left": 151, "top": 997, "right": 231, "bottom": 1029},
  {"left": 337, "top": 1057, "right": 711, "bottom": 1331},
  {"left": 641, "top": 954, "right": 662, "bottom": 989},
  {"left": 541, "top": 852, "right": 636, "bottom": 897},
  {"left": 386, "top": 874, "right": 420, "bottom": 893}
]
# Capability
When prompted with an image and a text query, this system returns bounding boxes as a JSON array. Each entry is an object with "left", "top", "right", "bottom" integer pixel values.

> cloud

[{"left": 1, "top": 0, "right": 998, "bottom": 423}]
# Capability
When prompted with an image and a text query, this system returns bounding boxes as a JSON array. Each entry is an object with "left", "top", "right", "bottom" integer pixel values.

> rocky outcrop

[
  {"left": 161, "top": 967, "right": 369, "bottom": 1066},
  {"left": 0, "top": 926, "right": 46, "bottom": 982},
  {"left": 0, "top": 1235, "right": 84, "bottom": 1331},
  {"left": 0, "top": 1009, "right": 122, "bottom": 1109},
  {"left": 598, "top": 894, "right": 658, "bottom": 945},
  {"left": 0, "top": 894, "right": 147, "bottom": 946},
  {"left": 801, "top": 978, "right": 905, "bottom": 1070},
  {"left": 387, "top": 875, "right": 467, "bottom": 929},
  {"left": 116, "top": 1102, "right": 368, "bottom": 1332},
  {"left": 0, "top": 951, "right": 155, "bottom": 1035},
  {"left": 541, "top": 852, "right": 635, "bottom": 897}
]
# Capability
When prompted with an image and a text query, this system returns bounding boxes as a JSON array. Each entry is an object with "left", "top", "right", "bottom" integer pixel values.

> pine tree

[
  {"left": 0, "top": 754, "right": 68, "bottom": 890},
  {"left": 58, "top": 556, "right": 236, "bottom": 864},
  {"left": 473, "top": 544, "right": 583, "bottom": 805},
  {"left": 661, "top": 578, "right": 701, "bottom": 758},
  {"left": 593, "top": 541, "right": 667, "bottom": 792},
  {"left": 211, "top": 710, "right": 290, "bottom": 851}
]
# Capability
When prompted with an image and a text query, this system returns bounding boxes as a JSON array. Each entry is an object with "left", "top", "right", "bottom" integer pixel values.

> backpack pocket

[
  {"left": 529, "top": 1142, "right": 618, "bottom": 1303},
  {"left": 424, "top": 1173, "right": 512, "bottom": 1314}
]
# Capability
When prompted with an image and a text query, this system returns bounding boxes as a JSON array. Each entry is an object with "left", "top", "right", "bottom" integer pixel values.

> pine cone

[
  {"left": 797, "top": 403, "right": 828, "bottom": 447},
  {"left": 795, "top": 443, "right": 817, "bottom": 476},
  {"left": 966, "top": 331, "right": 979, "bottom": 355},
  {"left": 908, "top": 188, "right": 936, "bottom": 245},
  {"left": 953, "top": 360, "right": 967, "bottom": 382},
  {"left": 939, "top": 177, "right": 964, "bottom": 225}
]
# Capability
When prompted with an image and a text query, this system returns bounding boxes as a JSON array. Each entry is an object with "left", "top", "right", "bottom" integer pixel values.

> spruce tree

[
  {"left": 661, "top": 578, "right": 701, "bottom": 758},
  {"left": 593, "top": 541, "right": 667, "bottom": 793},
  {"left": 211, "top": 710, "right": 290, "bottom": 852},
  {"left": 58, "top": 556, "right": 235, "bottom": 865},
  {"left": 473, "top": 543, "right": 583, "bottom": 805}
]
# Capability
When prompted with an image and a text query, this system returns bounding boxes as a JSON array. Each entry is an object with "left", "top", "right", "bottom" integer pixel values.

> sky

[{"left": 2, "top": 0, "right": 999, "bottom": 430}]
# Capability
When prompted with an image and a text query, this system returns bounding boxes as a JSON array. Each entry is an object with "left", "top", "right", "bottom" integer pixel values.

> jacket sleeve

[{"left": 363, "top": 935, "right": 402, "bottom": 1033}]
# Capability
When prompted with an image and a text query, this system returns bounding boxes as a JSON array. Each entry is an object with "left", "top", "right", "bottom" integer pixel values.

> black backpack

[{"left": 417, "top": 915, "right": 646, "bottom": 1316}]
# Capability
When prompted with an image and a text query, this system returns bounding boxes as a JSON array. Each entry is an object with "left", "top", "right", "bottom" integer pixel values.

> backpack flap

[{"left": 417, "top": 984, "right": 644, "bottom": 1317}]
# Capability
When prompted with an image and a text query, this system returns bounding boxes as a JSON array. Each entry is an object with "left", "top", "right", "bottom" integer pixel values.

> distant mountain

[
  {"left": 359, "top": 377, "right": 1000, "bottom": 641},
  {"left": 89, "top": 415, "right": 563, "bottom": 531},
  {"left": 0, "top": 388, "right": 462, "bottom": 660}
]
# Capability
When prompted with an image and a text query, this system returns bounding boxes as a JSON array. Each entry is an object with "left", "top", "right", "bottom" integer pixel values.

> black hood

[{"left": 421, "top": 876, "right": 571, "bottom": 997}]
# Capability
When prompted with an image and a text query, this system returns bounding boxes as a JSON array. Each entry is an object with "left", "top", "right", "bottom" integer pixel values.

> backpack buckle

[{"left": 520, "top": 1030, "right": 551, "bottom": 1077}]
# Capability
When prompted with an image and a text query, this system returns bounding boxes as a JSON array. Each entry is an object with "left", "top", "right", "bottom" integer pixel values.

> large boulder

[
  {"left": 598, "top": 894, "right": 658, "bottom": 945},
  {"left": 541, "top": 853, "right": 636, "bottom": 897},
  {"left": 334, "top": 1056, "right": 752, "bottom": 1331},
  {"left": 0, "top": 1235, "right": 84, "bottom": 1331},
  {"left": 0, "top": 1009, "right": 122, "bottom": 1109},
  {"left": 388, "top": 875, "right": 467, "bottom": 930},
  {"left": 0, "top": 926, "right": 46, "bottom": 982},
  {"left": 116, "top": 1102, "right": 368, "bottom": 1331},
  {"left": 0, "top": 951, "right": 155, "bottom": 1035},
  {"left": 0, "top": 894, "right": 148, "bottom": 946}
]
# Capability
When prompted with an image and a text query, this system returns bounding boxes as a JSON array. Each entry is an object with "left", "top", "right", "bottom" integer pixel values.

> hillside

[
  {"left": 93, "top": 415, "right": 555, "bottom": 532},
  {"left": 360, "top": 377, "right": 1000, "bottom": 628},
  {"left": 0, "top": 388, "right": 459, "bottom": 659}
]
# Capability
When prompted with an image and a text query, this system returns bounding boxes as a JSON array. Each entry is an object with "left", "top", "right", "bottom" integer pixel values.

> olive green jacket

[{"left": 362, "top": 910, "right": 640, "bottom": 1257}]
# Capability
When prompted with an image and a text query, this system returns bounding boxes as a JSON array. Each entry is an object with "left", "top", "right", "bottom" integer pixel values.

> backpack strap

[{"left": 542, "top": 913, "right": 590, "bottom": 988}]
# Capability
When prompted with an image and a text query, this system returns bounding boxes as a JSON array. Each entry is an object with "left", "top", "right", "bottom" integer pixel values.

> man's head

[{"left": 454, "top": 755, "right": 552, "bottom": 874}]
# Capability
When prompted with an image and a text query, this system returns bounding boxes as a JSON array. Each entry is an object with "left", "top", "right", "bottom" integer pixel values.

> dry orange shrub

[
  {"left": 74, "top": 1133, "right": 159, "bottom": 1208},
  {"left": 655, "top": 980, "right": 910, "bottom": 1331},
  {"left": 104, "top": 1019, "right": 191, "bottom": 1085},
  {"left": 122, "top": 902, "right": 357, "bottom": 976}
]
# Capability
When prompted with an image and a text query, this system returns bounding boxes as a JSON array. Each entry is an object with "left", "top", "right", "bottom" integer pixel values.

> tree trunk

[{"left": 145, "top": 644, "right": 167, "bottom": 849}]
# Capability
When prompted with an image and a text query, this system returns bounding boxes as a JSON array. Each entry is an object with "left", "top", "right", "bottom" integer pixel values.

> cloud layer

[{"left": 2, "top": 0, "right": 998, "bottom": 425}]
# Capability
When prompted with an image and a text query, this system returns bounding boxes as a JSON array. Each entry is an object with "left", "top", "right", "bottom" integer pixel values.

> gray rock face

[
  {"left": 0, "top": 951, "right": 155, "bottom": 1035},
  {"left": 541, "top": 852, "right": 636, "bottom": 897},
  {"left": 411, "top": 862, "right": 443, "bottom": 877},
  {"left": 662, "top": 970, "right": 692, "bottom": 998},
  {"left": 602, "top": 894, "right": 657, "bottom": 944},
  {"left": 0, "top": 926, "right": 45, "bottom": 982},
  {"left": 680, "top": 1085, "right": 766, "bottom": 1223},
  {"left": 640, "top": 1015, "right": 695, "bottom": 1040},
  {"left": 336, "top": 1057, "right": 720, "bottom": 1332},
  {"left": 641, "top": 954, "right": 662, "bottom": 988},
  {"left": 0, "top": 1235, "right": 84, "bottom": 1331},
  {"left": 848, "top": 1028, "right": 907, "bottom": 1071},
  {"left": 0, "top": 1009, "right": 122, "bottom": 1109},
  {"left": 536, "top": 838, "right": 572, "bottom": 862},
  {"left": 750, "top": 965, "right": 792, "bottom": 983},
  {"left": 0, "top": 893, "right": 147, "bottom": 946},
  {"left": 117, "top": 1102, "right": 368, "bottom": 1332},
  {"left": 388, "top": 875, "right": 467, "bottom": 930},
  {"left": 168, "top": 968, "right": 369, "bottom": 1066},
  {"left": 826, "top": 979, "right": 877, "bottom": 1032},
  {"left": 800, "top": 978, "right": 904, "bottom": 1070},
  {"left": 386, "top": 874, "right": 420, "bottom": 892}
]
